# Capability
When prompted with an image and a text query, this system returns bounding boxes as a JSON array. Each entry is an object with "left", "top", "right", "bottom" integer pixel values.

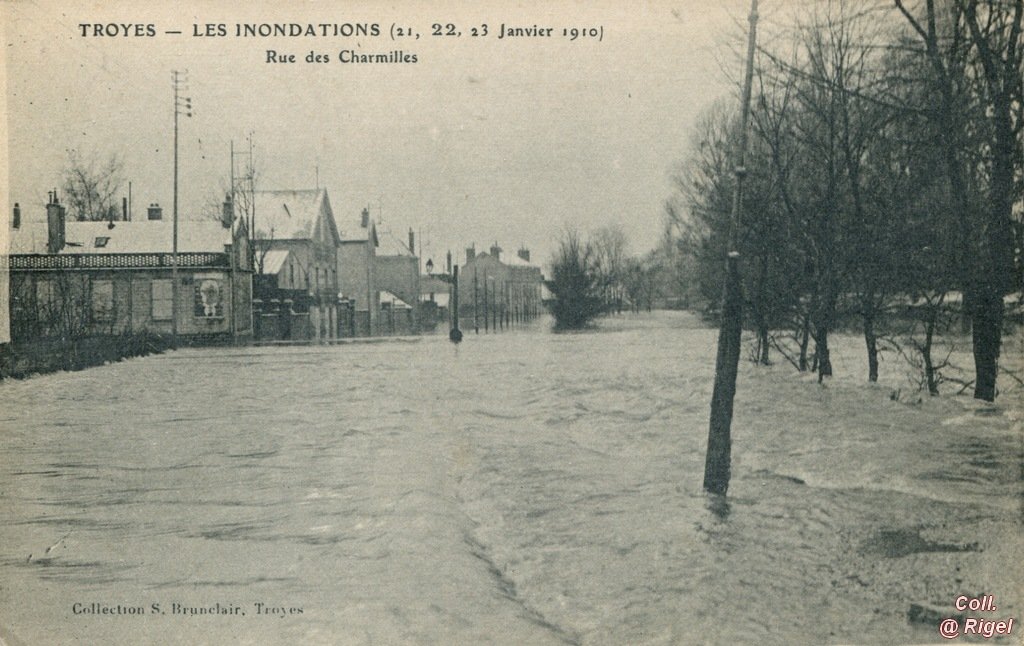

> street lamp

[{"left": 425, "top": 258, "right": 434, "bottom": 275}]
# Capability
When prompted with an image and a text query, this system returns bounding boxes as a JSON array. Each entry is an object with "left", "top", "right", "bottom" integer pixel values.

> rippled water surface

[{"left": 0, "top": 312, "right": 1020, "bottom": 645}]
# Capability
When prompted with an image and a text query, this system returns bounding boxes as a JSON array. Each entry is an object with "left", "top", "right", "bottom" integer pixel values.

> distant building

[
  {"left": 375, "top": 228, "right": 419, "bottom": 333},
  {"left": 7, "top": 192, "right": 253, "bottom": 344},
  {"left": 251, "top": 189, "right": 342, "bottom": 341},
  {"left": 337, "top": 207, "right": 379, "bottom": 335},
  {"left": 457, "top": 243, "right": 544, "bottom": 328}
]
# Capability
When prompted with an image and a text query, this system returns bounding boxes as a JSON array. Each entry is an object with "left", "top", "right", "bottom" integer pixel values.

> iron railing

[{"left": 8, "top": 252, "right": 231, "bottom": 271}]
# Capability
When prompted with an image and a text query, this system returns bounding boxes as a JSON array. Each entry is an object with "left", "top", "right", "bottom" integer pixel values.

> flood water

[{"left": 0, "top": 311, "right": 1020, "bottom": 645}]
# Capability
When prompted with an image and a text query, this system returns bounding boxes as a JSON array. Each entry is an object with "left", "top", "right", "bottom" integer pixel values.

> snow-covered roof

[
  {"left": 501, "top": 253, "right": 539, "bottom": 268},
  {"left": 261, "top": 248, "right": 291, "bottom": 275},
  {"left": 9, "top": 219, "right": 233, "bottom": 254},
  {"left": 8, "top": 225, "right": 46, "bottom": 254},
  {"left": 338, "top": 208, "right": 378, "bottom": 245},
  {"left": 379, "top": 290, "right": 411, "bottom": 309},
  {"left": 252, "top": 189, "right": 339, "bottom": 243},
  {"left": 376, "top": 230, "right": 415, "bottom": 257}
]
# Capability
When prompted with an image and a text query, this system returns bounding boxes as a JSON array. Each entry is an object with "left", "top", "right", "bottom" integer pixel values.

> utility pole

[
  {"left": 449, "top": 265, "right": 463, "bottom": 343},
  {"left": 172, "top": 70, "right": 192, "bottom": 347},
  {"left": 703, "top": 0, "right": 758, "bottom": 497},
  {"left": 231, "top": 134, "right": 256, "bottom": 269}
]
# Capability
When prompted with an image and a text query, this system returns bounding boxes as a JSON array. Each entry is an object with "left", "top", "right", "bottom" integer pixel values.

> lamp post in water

[
  {"left": 703, "top": 0, "right": 758, "bottom": 496},
  {"left": 449, "top": 265, "right": 463, "bottom": 343}
]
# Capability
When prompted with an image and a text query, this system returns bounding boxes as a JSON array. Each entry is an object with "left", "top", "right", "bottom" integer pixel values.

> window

[
  {"left": 94, "top": 236, "right": 110, "bottom": 248},
  {"left": 194, "top": 279, "right": 224, "bottom": 318},
  {"left": 91, "top": 280, "right": 114, "bottom": 322},
  {"left": 151, "top": 279, "right": 173, "bottom": 320}
]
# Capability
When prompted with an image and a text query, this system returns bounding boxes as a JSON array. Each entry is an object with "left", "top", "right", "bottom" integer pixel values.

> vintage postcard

[{"left": 1, "top": 1, "right": 1021, "bottom": 644}]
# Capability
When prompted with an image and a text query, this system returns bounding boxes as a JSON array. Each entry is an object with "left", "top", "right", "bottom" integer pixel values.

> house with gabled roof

[
  {"left": 251, "top": 188, "right": 342, "bottom": 341},
  {"left": 337, "top": 207, "right": 379, "bottom": 335},
  {"left": 374, "top": 228, "right": 420, "bottom": 333}
]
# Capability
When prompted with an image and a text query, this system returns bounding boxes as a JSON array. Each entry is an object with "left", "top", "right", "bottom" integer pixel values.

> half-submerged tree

[
  {"left": 894, "top": 0, "right": 1023, "bottom": 401},
  {"left": 547, "top": 229, "right": 605, "bottom": 330}
]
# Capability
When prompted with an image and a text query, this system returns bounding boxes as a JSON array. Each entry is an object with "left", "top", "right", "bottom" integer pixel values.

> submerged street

[{"left": 0, "top": 311, "right": 1020, "bottom": 645}]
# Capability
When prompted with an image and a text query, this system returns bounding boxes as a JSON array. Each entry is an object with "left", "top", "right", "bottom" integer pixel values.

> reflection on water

[{"left": 0, "top": 312, "right": 1020, "bottom": 645}]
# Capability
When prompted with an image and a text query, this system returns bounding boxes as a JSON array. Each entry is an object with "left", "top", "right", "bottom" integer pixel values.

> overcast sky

[{"left": 4, "top": 0, "right": 760, "bottom": 269}]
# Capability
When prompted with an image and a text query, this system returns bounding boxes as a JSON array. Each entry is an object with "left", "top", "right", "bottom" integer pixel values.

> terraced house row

[{"left": 3, "top": 187, "right": 426, "bottom": 345}]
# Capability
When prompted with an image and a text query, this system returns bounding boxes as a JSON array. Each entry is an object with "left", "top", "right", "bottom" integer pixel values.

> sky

[{"left": 3, "top": 0, "right": 759, "bottom": 270}]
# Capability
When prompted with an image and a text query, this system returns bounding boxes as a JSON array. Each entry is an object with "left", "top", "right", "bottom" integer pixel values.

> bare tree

[
  {"left": 894, "top": 0, "right": 1023, "bottom": 401},
  {"left": 592, "top": 224, "right": 630, "bottom": 312},
  {"left": 61, "top": 150, "right": 125, "bottom": 222}
]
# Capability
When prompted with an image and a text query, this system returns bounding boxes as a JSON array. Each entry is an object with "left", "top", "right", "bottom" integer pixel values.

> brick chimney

[
  {"left": 361, "top": 207, "right": 370, "bottom": 228},
  {"left": 489, "top": 243, "right": 502, "bottom": 261},
  {"left": 12, "top": 203, "right": 20, "bottom": 229},
  {"left": 147, "top": 203, "right": 163, "bottom": 220},
  {"left": 46, "top": 190, "right": 66, "bottom": 253},
  {"left": 465, "top": 244, "right": 476, "bottom": 263},
  {"left": 408, "top": 228, "right": 415, "bottom": 254},
  {"left": 517, "top": 247, "right": 531, "bottom": 262}
]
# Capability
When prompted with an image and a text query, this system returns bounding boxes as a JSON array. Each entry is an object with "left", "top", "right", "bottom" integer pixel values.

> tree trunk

[
  {"left": 798, "top": 313, "right": 810, "bottom": 372},
  {"left": 813, "top": 287, "right": 834, "bottom": 381},
  {"left": 971, "top": 289, "right": 1003, "bottom": 401},
  {"left": 816, "top": 324, "right": 832, "bottom": 382},
  {"left": 756, "top": 252, "right": 770, "bottom": 365},
  {"left": 923, "top": 307, "right": 938, "bottom": 396},
  {"left": 863, "top": 312, "right": 878, "bottom": 383},
  {"left": 758, "top": 324, "right": 770, "bottom": 365},
  {"left": 964, "top": 0, "right": 1018, "bottom": 400}
]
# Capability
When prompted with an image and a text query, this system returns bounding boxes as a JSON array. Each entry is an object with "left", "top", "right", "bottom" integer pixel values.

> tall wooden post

[
  {"left": 449, "top": 265, "right": 463, "bottom": 343},
  {"left": 473, "top": 267, "right": 480, "bottom": 334},
  {"left": 483, "top": 273, "right": 489, "bottom": 332},
  {"left": 703, "top": 0, "right": 758, "bottom": 496}
]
